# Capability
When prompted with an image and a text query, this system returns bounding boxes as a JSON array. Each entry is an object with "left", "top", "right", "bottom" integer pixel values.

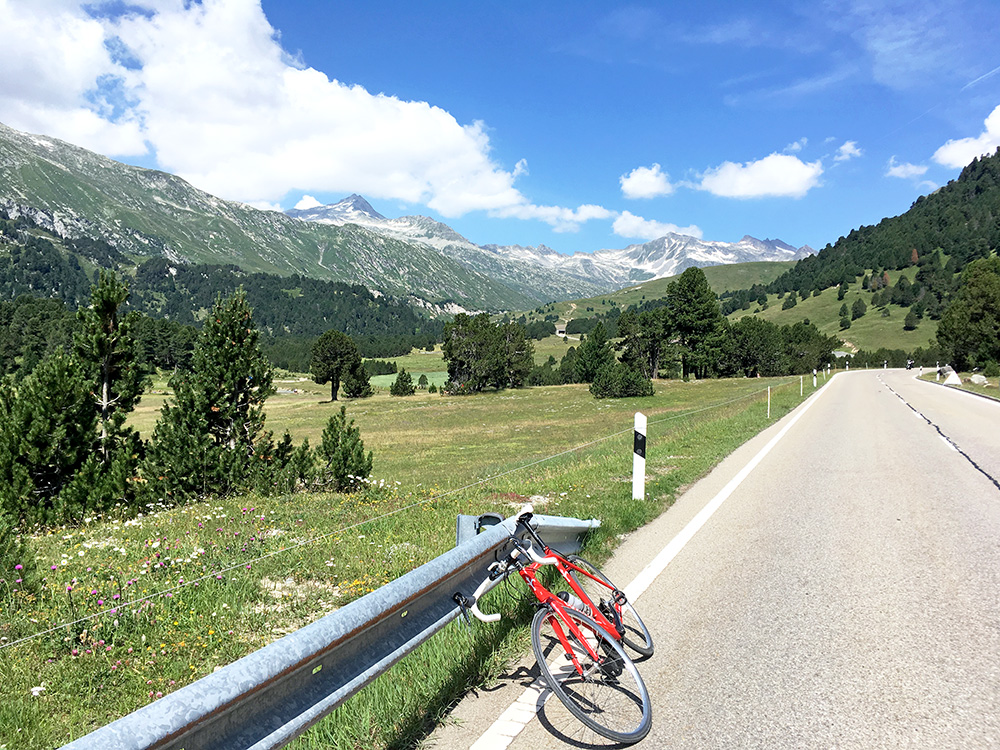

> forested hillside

[
  {"left": 0, "top": 210, "right": 443, "bottom": 375},
  {"left": 722, "top": 148, "right": 1000, "bottom": 312}
]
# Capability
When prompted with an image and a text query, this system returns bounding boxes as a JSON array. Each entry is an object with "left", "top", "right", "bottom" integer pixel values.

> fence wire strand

[{"left": 2, "top": 378, "right": 800, "bottom": 651}]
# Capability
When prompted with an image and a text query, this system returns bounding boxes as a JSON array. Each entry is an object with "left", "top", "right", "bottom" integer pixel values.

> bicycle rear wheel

[
  {"left": 531, "top": 605, "right": 651, "bottom": 744},
  {"left": 567, "top": 555, "right": 654, "bottom": 657}
]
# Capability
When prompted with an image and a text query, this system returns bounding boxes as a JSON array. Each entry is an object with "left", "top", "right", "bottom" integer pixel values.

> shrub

[{"left": 590, "top": 362, "right": 655, "bottom": 399}]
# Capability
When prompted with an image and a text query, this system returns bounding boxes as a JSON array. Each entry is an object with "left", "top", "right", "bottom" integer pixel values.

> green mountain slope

[
  {"left": 521, "top": 260, "right": 796, "bottom": 322},
  {"left": 0, "top": 122, "right": 536, "bottom": 311},
  {"left": 719, "top": 148, "right": 1000, "bottom": 353}
]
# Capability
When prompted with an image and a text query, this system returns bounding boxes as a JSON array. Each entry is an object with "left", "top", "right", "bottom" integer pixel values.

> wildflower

[
  {"left": 30, "top": 685, "right": 45, "bottom": 697},
  {"left": 14, "top": 564, "right": 22, "bottom": 571}
]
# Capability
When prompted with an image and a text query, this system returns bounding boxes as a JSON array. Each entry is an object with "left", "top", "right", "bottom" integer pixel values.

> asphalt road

[{"left": 428, "top": 370, "right": 1000, "bottom": 749}]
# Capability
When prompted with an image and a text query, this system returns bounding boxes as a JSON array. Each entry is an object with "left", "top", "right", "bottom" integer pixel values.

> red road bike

[{"left": 462, "top": 506, "right": 653, "bottom": 743}]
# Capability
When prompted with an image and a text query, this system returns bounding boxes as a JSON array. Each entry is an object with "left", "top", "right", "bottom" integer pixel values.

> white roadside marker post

[{"left": 632, "top": 412, "right": 647, "bottom": 501}]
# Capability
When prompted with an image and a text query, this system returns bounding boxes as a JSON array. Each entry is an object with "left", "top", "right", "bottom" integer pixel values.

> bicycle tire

[
  {"left": 567, "top": 554, "right": 654, "bottom": 657},
  {"left": 531, "top": 605, "right": 652, "bottom": 744}
]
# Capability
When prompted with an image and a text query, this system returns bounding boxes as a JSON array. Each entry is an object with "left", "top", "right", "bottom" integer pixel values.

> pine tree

[
  {"left": 574, "top": 322, "right": 614, "bottom": 383},
  {"left": 0, "top": 354, "right": 97, "bottom": 524},
  {"left": 666, "top": 267, "right": 725, "bottom": 379},
  {"left": 315, "top": 406, "right": 373, "bottom": 492},
  {"left": 143, "top": 288, "right": 274, "bottom": 500},
  {"left": 341, "top": 359, "right": 374, "bottom": 398},
  {"left": 390, "top": 368, "right": 416, "bottom": 396},
  {"left": 73, "top": 272, "right": 147, "bottom": 510},
  {"left": 311, "top": 329, "right": 361, "bottom": 401},
  {"left": 75, "top": 272, "right": 146, "bottom": 460}
]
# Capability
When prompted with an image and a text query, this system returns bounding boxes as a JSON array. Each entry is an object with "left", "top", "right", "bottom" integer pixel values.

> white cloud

[
  {"left": 885, "top": 156, "right": 928, "bottom": 179},
  {"left": 0, "top": 0, "right": 588, "bottom": 228},
  {"left": 834, "top": 140, "right": 862, "bottom": 162},
  {"left": 612, "top": 211, "right": 702, "bottom": 241},
  {"left": 784, "top": 138, "right": 808, "bottom": 153},
  {"left": 241, "top": 200, "right": 283, "bottom": 212},
  {"left": 932, "top": 104, "right": 1000, "bottom": 169},
  {"left": 294, "top": 195, "right": 323, "bottom": 210},
  {"left": 695, "top": 153, "right": 823, "bottom": 198},
  {"left": 0, "top": 0, "right": 146, "bottom": 155},
  {"left": 493, "top": 203, "right": 614, "bottom": 233},
  {"left": 619, "top": 163, "right": 673, "bottom": 199}
]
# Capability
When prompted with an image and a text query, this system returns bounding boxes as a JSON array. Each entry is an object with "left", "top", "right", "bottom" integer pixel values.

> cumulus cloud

[
  {"left": 834, "top": 140, "right": 862, "bottom": 162},
  {"left": 784, "top": 138, "right": 808, "bottom": 153},
  {"left": 0, "top": 0, "right": 587, "bottom": 228},
  {"left": 885, "top": 157, "right": 928, "bottom": 179},
  {"left": 695, "top": 153, "right": 823, "bottom": 199},
  {"left": 294, "top": 195, "right": 323, "bottom": 210},
  {"left": 619, "top": 163, "right": 674, "bottom": 199},
  {"left": 612, "top": 211, "right": 702, "bottom": 241},
  {"left": 0, "top": 0, "right": 146, "bottom": 155},
  {"left": 932, "top": 104, "right": 1000, "bottom": 168},
  {"left": 242, "top": 200, "right": 284, "bottom": 212}
]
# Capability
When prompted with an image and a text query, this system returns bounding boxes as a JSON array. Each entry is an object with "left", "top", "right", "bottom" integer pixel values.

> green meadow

[
  {"left": 728, "top": 268, "right": 938, "bottom": 352},
  {"left": 3, "top": 373, "right": 821, "bottom": 749}
]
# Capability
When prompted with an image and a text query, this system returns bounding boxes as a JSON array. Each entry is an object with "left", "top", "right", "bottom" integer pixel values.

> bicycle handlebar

[
  {"left": 466, "top": 531, "right": 560, "bottom": 623},
  {"left": 469, "top": 574, "right": 500, "bottom": 622}
]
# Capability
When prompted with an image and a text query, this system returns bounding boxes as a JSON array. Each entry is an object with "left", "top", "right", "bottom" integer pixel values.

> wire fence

[{"left": 2, "top": 377, "right": 801, "bottom": 653}]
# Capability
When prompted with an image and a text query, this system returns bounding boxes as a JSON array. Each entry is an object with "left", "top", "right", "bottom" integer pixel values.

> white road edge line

[
  {"left": 624, "top": 372, "right": 836, "bottom": 603},
  {"left": 467, "top": 374, "right": 839, "bottom": 750}
]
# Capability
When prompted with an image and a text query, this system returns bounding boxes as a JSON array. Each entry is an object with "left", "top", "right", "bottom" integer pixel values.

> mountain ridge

[
  {"left": 284, "top": 195, "right": 814, "bottom": 297},
  {"left": 1, "top": 120, "right": 812, "bottom": 312}
]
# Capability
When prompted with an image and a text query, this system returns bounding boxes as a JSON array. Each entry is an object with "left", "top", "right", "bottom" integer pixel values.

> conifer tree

[
  {"left": 666, "top": 267, "right": 725, "bottom": 379},
  {"left": 0, "top": 354, "right": 96, "bottom": 523},
  {"left": 143, "top": 288, "right": 274, "bottom": 500},
  {"left": 574, "top": 322, "right": 614, "bottom": 383},
  {"left": 315, "top": 406, "right": 373, "bottom": 492},
  {"left": 311, "top": 329, "right": 361, "bottom": 401},
  {"left": 851, "top": 297, "right": 868, "bottom": 320},
  {"left": 390, "top": 368, "right": 416, "bottom": 396},
  {"left": 341, "top": 357, "right": 374, "bottom": 399},
  {"left": 75, "top": 271, "right": 146, "bottom": 462}
]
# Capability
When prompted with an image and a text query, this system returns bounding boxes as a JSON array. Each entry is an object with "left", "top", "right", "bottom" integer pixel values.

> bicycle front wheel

[
  {"left": 531, "top": 606, "right": 652, "bottom": 744},
  {"left": 567, "top": 555, "right": 654, "bottom": 657}
]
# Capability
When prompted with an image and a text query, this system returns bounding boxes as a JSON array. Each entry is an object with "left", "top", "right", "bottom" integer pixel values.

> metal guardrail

[{"left": 60, "top": 511, "right": 599, "bottom": 750}]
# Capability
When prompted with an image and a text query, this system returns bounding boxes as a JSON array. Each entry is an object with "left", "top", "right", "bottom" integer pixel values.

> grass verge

[{"left": 1, "top": 375, "right": 818, "bottom": 749}]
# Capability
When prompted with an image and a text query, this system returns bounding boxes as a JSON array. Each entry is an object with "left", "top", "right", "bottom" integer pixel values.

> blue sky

[{"left": 2, "top": 1, "right": 1000, "bottom": 255}]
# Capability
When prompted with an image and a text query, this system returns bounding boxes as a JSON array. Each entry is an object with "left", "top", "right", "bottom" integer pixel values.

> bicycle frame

[
  {"left": 513, "top": 561, "right": 609, "bottom": 677},
  {"left": 513, "top": 519, "right": 626, "bottom": 642}
]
